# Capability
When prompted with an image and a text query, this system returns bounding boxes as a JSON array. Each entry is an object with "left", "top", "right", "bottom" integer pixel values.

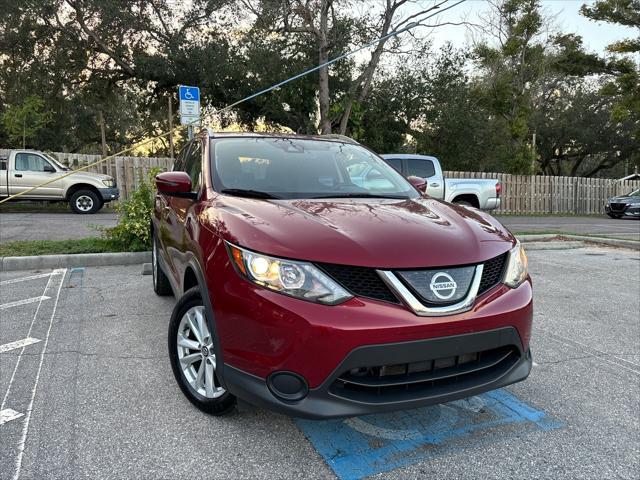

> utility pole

[
  {"left": 168, "top": 96, "right": 175, "bottom": 160},
  {"left": 99, "top": 111, "right": 108, "bottom": 174},
  {"left": 531, "top": 132, "right": 537, "bottom": 175}
]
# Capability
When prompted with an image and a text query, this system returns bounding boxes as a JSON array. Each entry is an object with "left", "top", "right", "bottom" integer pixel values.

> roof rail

[{"left": 321, "top": 134, "right": 359, "bottom": 144}]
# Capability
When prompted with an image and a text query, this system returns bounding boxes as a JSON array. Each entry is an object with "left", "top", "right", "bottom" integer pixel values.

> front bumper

[
  {"left": 223, "top": 327, "right": 532, "bottom": 419},
  {"left": 98, "top": 187, "right": 120, "bottom": 202},
  {"left": 605, "top": 203, "right": 640, "bottom": 217}
]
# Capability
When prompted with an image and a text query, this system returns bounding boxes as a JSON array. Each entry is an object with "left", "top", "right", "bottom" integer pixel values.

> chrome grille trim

[{"left": 376, "top": 264, "right": 484, "bottom": 317}]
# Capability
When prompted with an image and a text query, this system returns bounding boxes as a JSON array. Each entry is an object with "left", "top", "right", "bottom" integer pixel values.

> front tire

[
  {"left": 168, "top": 287, "right": 237, "bottom": 416},
  {"left": 69, "top": 189, "right": 101, "bottom": 214},
  {"left": 152, "top": 233, "right": 173, "bottom": 296}
]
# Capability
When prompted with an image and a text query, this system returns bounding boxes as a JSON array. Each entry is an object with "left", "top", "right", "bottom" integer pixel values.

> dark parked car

[
  {"left": 152, "top": 130, "right": 532, "bottom": 419},
  {"left": 605, "top": 189, "right": 640, "bottom": 219}
]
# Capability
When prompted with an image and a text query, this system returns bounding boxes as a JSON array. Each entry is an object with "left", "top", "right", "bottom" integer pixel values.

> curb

[
  {"left": 518, "top": 234, "right": 640, "bottom": 251},
  {"left": 0, "top": 251, "right": 151, "bottom": 272}
]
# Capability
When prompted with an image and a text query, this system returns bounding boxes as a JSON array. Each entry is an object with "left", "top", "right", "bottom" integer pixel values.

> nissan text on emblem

[{"left": 430, "top": 272, "right": 457, "bottom": 300}]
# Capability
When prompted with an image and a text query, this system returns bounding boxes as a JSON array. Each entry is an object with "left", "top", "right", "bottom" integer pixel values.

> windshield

[
  {"left": 211, "top": 137, "right": 418, "bottom": 200},
  {"left": 628, "top": 189, "right": 640, "bottom": 197},
  {"left": 42, "top": 153, "right": 70, "bottom": 171}
]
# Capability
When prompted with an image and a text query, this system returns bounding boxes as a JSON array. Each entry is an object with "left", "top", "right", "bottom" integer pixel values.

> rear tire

[
  {"left": 69, "top": 189, "right": 101, "bottom": 214},
  {"left": 152, "top": 233, "right": 173, "bottom": 296},
  {"left": 454, "top": 200, "right": 474, "bottom": 207},
  {"left": 168, "top": 287, "right": 237, "bottom": 416}
]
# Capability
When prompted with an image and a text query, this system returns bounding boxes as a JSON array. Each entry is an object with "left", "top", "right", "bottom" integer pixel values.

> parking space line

[
  {"left": 542, "top": 330, "right": 640, "bottom": 375},
  {"left": 0, "top": 297, "right": 51, "bottom": 310},
  {"left": 0, "top": 408, "right": 24, "bottom": 426},
  {"left": 0, "top": 338, "right": 41, "bottom": 354},
  {"left": 0, "top": 272, "right": 61, "bottom": 286},
  {"left": 1, "top": 269, "right": 59, "bottom": 412},
  {"left": 12, "top": 268, "right": 66, "bottom": 480}
]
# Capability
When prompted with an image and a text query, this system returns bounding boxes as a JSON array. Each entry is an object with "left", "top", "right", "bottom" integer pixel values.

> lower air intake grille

[
  {"left": 316, "top": 263, "right": 399, "bottom": 304},
  {"left": 330, "top": 345, "right": 520, "bottom": 403}
]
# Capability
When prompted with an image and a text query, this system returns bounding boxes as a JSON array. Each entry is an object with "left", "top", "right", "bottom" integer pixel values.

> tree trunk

[{"left": 318, "top": 2, "right": 331, "bottom": 134}]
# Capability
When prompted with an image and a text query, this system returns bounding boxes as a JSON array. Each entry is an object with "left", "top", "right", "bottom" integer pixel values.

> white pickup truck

[
  {"left": 0, "top": 149, "right": 119, "bottom": 214},
  {"left": 380, "top": 154, "right": 501, "bottom": 210}
]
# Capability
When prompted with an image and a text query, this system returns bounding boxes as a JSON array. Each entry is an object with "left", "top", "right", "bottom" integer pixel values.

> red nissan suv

[{"left": 152, "top": 130, "right": 532, "bottom": 419}]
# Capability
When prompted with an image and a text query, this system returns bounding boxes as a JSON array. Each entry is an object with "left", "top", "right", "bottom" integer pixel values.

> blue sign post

[{"left": 178, "top": 85, "right": 201, "bottom": 137}]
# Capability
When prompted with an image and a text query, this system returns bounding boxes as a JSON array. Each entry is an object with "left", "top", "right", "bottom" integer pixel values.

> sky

[{"left": 412, "top": 0, "right": 638, "bottom": 57}]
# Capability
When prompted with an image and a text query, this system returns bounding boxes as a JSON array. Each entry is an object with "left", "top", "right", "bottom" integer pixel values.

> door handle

[
  {"left": 14, "top": 174, "right": 22, "bottom": 178},
  {"left": 430, "top": 182, "right": 440, "bottom": 187}
]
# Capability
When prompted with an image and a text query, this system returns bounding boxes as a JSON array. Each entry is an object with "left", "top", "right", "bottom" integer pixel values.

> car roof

[{"left": 200, "top": 130, "right": 359, "bottom": 145}]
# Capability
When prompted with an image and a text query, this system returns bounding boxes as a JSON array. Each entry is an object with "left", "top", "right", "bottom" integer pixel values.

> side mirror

[
  {"left": 407, "top": 175, "right": 427, "bottom": 193},
  {"left": 155, "top": 171, "right": 197, "bottom": 199},
  {"left": 43, "top": 164, "right": 56, "bottom": 173}
]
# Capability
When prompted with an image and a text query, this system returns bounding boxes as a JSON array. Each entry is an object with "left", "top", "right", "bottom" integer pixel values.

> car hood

[
  {"left": 61, "top": 170, "right": 113, "bottom": 183},
  {"left": 202, "top": 196, "right": 515, "bottom": 268},
  {"left": 609, "top": 196, "right": 637, "bottom": 203}
]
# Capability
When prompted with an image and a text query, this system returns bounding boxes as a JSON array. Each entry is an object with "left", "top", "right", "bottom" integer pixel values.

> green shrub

[{"left": 102, "top": 168, "right": 162, "bottom": 251}]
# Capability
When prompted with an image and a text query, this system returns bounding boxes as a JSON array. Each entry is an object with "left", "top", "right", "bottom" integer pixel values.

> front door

[{"left": 9, "top": 153, "right": 64, "bottom": 198}]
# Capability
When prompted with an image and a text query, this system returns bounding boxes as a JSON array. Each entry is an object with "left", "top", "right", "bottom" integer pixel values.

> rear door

[
  {"left": 405, "top": 157, "right": 444, "bottom": 199},
  {"left": 9, "top": 152, "right": 63, "bottom": 198}
]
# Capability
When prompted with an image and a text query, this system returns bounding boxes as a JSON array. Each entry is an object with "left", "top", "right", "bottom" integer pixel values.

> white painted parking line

[
  {"left": 1, "top": 269, "right": 62, "bottom": 412},
  {"left": 0, "top": 272, "right": 61, "bottom": 286},
  {"left": 0, "top": 338, "right": 42, "bottom": 354},
  {"left": 0, "top": 409, "right": 24, "bottom": 426},
  {"left": 0, "top": 297, "right": 51, "bottom": 310},
  {"left": 12, "top": 268, "right": 66, "bottom": 480}
]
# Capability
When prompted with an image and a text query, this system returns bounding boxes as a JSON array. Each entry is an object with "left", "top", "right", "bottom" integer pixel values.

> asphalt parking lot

[{"left": 1, "top": 246, "right": 639, "bottom": 479}]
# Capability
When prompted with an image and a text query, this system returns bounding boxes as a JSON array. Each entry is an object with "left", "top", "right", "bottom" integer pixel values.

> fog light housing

[{"left": 267, "top": 371, "right": 309, "bottom": 402}]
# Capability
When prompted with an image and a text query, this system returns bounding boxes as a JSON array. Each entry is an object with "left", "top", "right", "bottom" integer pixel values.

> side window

[
  {"left": 173, "top": 144, "right": 190, "bottom": 172},
  {"left": 15, "top": 153, "right": 51, "bottom": 172},
  {"left": 184, "top": 141, "right": 203, "bottom": 190},
  {"left": 383, "top": 158, "right": 402, "bottom": 173},
  {"left": 406, "top": 158, "right": 435, "bottom": 178}
]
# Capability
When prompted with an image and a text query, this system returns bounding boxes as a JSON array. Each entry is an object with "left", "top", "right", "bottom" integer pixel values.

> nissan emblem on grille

[{"left": 429, "top": 272, "right": 457, "bottom": 300}]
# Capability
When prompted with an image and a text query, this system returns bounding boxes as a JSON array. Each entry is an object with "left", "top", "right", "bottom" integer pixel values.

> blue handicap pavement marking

[
  {"left": 179, "top": 85, "right": 200, "bottom": 102},
  {"left": 295, "top": 388, "right": 561, "bottom": 480}
]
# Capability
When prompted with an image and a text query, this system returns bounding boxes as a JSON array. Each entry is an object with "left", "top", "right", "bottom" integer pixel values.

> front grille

[
  {"left": 330, "top": 345, "right": 520, "bottom": 402},
  {"left": 316, "top": 263, "right": 399, "bottom": 303},
  {"left": 610, "top": 203, "right": 627, "bottom": 211},
  {"left": 478, "top": 253, "right": 507, "bottom": 295}
]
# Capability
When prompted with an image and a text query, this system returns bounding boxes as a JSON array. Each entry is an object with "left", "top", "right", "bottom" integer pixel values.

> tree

[
  {"left": 1, "top": 96, "right": 53, "bottom": 148},
  {"left": 242, "top": 0, "right": 450, "bottom": 134},
  {"left": 581, "top": 0, "right": 639, "bottom": 138}
]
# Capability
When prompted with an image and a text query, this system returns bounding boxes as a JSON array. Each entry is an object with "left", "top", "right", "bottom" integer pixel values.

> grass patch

[{"left": 0, "top": 238, "right": 146, "bottom": 257}]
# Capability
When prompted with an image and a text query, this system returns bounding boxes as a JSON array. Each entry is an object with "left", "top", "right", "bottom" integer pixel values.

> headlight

[
  {"left": 227, "top": 243, "right": 352, "bottom": 305},
  {"left": 503, "top": 241, "right": 528, "bottom": 288},
  {"left": 629, "top": 202, "right": 640, "bottom": 207},
  {"left": 102, "top": 178, "right": 115, "bottom": 188}
]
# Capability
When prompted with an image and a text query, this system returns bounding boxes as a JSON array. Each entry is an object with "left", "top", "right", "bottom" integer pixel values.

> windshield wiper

[
  {"left": 220, "top": 188, "right": 281, "bottom": 199},
  {"left": 311, "top": 193, "right": 409, "bottom": 200}
]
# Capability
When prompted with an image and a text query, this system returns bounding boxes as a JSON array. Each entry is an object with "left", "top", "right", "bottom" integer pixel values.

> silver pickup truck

[
  {"left": 0, "top": 149, "right": 119, "bottom": 214},
  {"left": 380, "top": 154, "right": 501, "bottom": 210}
]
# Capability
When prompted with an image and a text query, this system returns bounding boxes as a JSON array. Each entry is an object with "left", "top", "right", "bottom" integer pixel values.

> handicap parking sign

[
  {"left": 179, "top": 85, "right": 201, "bottom": 126},
  {"left": 179, "top": 86, "right": 200, "bottom": 102}
]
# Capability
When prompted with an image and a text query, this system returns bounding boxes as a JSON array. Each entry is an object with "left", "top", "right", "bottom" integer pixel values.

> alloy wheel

[
  {"left": 75, "top": 195, "right": 94, "bottom": 212},
  {"left": 176, "top": 306, "right": 225, "bottom": 399}
]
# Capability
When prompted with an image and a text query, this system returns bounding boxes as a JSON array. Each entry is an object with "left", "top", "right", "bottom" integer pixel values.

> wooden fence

[
  {"left": 2, "top": 148, "right": 639, "bottom": 212},
  {"left": 444, "top": 171, "right": 640, "bottom": 215}
]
